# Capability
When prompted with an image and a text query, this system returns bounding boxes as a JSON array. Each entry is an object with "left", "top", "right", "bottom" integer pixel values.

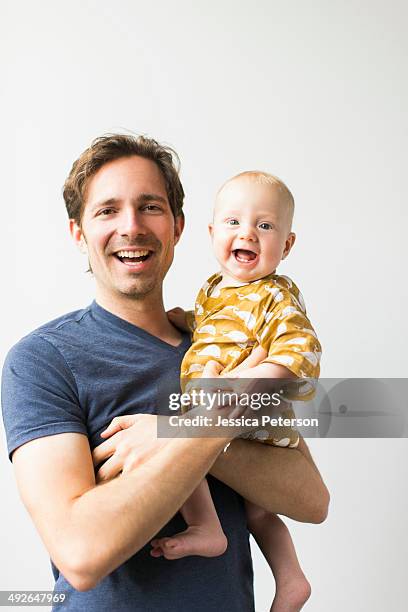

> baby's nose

[{"left": 238, "top": 226, "right": 257, "bottom": 241}]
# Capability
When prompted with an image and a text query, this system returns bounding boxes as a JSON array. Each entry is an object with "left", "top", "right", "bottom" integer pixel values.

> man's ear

[
  {"left": 70, "top": 219, "right": 87, "bottom": 254},
  {"left": 173, "top": 214, "right": 185, "bottom": 246},
  {"left": 282, "top": 232, "right": 296, "bottom": 260}
]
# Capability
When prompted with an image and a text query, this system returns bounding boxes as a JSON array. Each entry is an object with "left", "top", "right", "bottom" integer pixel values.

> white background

[{"left": 1, "top": 1, "right": 407, "bottom": 610}]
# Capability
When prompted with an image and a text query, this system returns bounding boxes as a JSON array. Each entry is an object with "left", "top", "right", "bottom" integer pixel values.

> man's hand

[
  {"left": 92, "top": 414, "right": 170, "bottom": 482},
  {"left": 167, "top": 307, "right": 191, "bottom": 332}
]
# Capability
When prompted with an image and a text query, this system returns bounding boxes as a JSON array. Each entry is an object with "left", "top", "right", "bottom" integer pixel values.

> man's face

[{"left": 71, "top": 155, "right": 183, "bottom": 301}]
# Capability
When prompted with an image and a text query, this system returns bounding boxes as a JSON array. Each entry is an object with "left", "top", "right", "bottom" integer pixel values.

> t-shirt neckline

[{"left": 91, "top": 300, "right": 190, "bottom": 353}]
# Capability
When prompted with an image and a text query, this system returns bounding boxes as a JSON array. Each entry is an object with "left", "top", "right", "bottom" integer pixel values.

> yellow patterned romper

[{"left": 180, "top": 272, "right": 321, "bottom": 448}]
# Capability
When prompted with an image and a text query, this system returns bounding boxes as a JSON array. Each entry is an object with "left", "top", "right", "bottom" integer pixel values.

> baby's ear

[
  {"left": 208, "top": 222, "right": 214, "bottom": 237},
  {"left": 282, "top": 232, "right": 296, "bottom": 260}
]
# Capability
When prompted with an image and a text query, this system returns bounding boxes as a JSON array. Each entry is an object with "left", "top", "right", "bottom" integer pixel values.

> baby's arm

[
  {"left": 167, "top": 309, "right": 299, "bottom": 381},
  {"left": 229, "top": 360, "right": 297, "bottom": 381}
]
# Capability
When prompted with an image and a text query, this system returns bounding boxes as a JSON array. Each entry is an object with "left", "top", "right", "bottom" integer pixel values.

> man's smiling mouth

[
  {"left": 233, "top": 249, "right": 258, "bottom": 263},
  {"left": 114, "top": 249, "right": 154, "bottom": 266}
]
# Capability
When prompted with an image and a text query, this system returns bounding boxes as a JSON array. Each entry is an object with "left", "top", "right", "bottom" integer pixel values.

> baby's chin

[
  {"left": 222, "top": 264, "right": 277, "bottom": 285},
  {"left": 237, "top": 272, "right": 275, "bottom": 283},
  {"left": 224, "top": 250, "right": 274, "bottom": 281}
]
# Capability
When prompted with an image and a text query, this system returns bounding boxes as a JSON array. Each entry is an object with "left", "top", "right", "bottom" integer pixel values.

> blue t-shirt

[{"left": 1, "top": 301, "right": 254, "bottom": 612}]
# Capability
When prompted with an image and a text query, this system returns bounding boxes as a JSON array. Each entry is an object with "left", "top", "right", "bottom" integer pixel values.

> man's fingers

[
  {"left": 92, "top": 439, "right": 115, "bottom": 466},
  {"left": 100, "top": 423, "right": 122, "bottom": 439},
  {"left": 96, "top": 454, "right": 123, "bottom": 483},
  {"left": 167, "top": 307, "right": 184, "bottom": 315},
  {"left": 100, "top": 415, "right": 137, "bottom": 438},
  {"left": 167, "top": 307, "right": 184, "bottom": 322},
  {"left": 167, "top": 307, "right": 190, "bottom": 332}
]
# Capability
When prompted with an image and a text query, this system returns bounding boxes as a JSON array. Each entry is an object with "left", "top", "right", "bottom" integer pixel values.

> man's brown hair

[{"left": 63, "top": 134, "right": 185, "bottom": 225}]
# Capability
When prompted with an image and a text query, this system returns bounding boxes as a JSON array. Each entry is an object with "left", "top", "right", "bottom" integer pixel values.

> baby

[{"left": 151, "top": 171, "right": 321, "bottom": 612}]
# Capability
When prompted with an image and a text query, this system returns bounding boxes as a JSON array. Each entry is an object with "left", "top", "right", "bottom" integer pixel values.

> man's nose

[{"left": 117, "top": 208, "right": 147, "bottom": 237}]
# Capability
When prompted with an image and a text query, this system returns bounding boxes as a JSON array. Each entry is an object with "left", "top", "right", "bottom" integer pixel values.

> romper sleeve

[
  {"left": 253, "top": 282, "right": 322, "bottom": 379},
  {"left": 1, "top": 333, "right": 87, "bottom": 461},
  {"left": 185, "top": 310, "right": 197, "bottom": 331}
]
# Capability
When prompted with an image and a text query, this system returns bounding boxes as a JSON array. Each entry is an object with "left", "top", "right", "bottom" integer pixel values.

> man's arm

[
  {"left": 12, "top": 424, "right": 228, "bottom": 592},
  {"left": 3, "top": 335, "right": 229, "bottom": 591},
  {"left": 209, "top": 436, "right": 330, "bottom": 523},
  {"left": 89, "top": 360, "right": 328, "bottom": 528},
  {"left": 91, "top": 409, "right": 329, "bottom": 526}
]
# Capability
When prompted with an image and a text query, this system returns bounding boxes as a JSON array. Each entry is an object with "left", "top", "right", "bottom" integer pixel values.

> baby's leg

[
  {"left": 246, "top": 500, "right": 311, "bottom": 612},
  {"left": 150, "top": 478, "right": 227, "bottom": 560}
]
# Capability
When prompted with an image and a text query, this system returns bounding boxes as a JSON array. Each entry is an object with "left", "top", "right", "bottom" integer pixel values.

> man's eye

[
  {"left": 259, "top": 222, "right": 273, "bottom": 230},
  {"left": 143, "top": 204, "right": 162, "bottom": 213},
  {"left": 227, "top": 219, "right": 239, "bottom": 226},
  {"left": 99, "top": 208, "right": 115, "bottom": 216}
]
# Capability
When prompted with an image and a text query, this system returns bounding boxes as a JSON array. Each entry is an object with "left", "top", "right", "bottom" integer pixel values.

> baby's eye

[
  {"left": 259, "top": 222, "right": 273, "bottom": 230},
  {"left": 227, "top": 219, "right": 239, "bottom": 226}
]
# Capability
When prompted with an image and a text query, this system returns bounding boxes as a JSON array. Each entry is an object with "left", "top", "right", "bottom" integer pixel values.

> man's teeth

[{"left": 116, "top": 250, "right": 149, "bottom": 258}]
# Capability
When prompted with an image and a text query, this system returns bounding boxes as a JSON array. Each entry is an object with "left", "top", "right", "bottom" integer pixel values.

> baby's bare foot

[
  {"left": 270, "top": 575, "right": 311, "bottom": 612},
  {"left": 150, "top": 525, "right": 227, "bottom": 560}
]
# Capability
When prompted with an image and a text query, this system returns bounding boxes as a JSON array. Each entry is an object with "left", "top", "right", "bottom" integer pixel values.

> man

[{"left": 1, "top": 134, "right": 329, "bottom": 611}]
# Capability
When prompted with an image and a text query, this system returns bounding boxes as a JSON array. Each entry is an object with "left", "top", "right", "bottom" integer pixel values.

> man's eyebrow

[
  {"left": 90, "top": 198, "right": 119, "bottom": 212},
  {"left": 138, "top": 193, "right": 168, "bottom": 204},
  {"left": 89, "top": 193, "right": 168, "bottom": 211}
]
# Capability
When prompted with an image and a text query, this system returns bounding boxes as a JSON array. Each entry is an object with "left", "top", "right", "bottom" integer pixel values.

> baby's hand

[
  {"left": 223, "top": 345, "right": 268, "bottom": 377},
  {"left": 167, "top": 307, "right": 190, "bottom": 331}
]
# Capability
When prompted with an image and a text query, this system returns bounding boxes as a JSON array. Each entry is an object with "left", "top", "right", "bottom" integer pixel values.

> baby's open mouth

[
  {"left": 115, "top": 249, "right": 153, "bottom": 264},
  {"left": 233, "top": 249, "right": 258, "bottom": 263}
]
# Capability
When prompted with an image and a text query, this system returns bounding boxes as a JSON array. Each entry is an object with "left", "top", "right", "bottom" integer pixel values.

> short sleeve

[
  {"left": 1, "top": 334, "right": 87, "bottom": 461},
  {"left": 185, "top": 310, "right": 197, "bottom": 331},
  {"left": 253, "top": 285, "right": 322, "bottom": 379}
]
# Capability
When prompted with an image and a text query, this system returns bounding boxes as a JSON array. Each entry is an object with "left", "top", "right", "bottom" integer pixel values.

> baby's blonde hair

[{"left": 217, "top": 170, "right": 295, "bottom": 228}]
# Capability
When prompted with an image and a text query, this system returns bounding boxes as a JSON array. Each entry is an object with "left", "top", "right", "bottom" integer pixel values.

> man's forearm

[
  {"left": 209, "top": 437, "right": 329, "bottom": 523},
  {"left": 21, "top": 434, "right": 225, "bottom": 590},
  {"left": 73, "top": 439, "right": 226, "bottom": 580}
]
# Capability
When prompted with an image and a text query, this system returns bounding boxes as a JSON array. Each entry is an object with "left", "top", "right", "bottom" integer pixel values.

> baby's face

[{"left": 210, "top": 178, "right": 295, "bottom": 284}]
